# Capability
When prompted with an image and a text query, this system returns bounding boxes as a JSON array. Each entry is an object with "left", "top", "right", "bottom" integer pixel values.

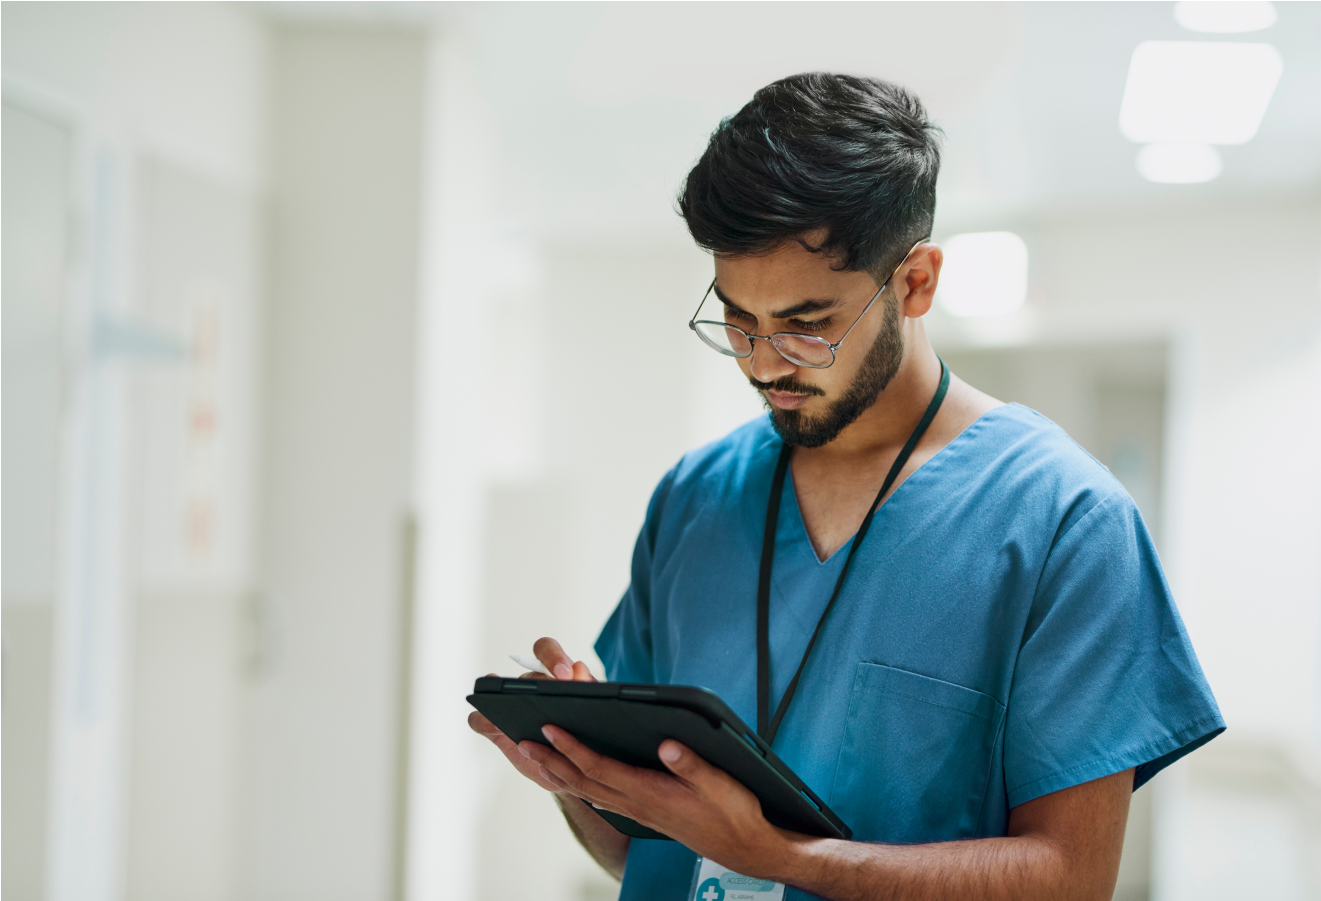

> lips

[{"left": 765, "top": 389, "right": 813, "bottom": 411}]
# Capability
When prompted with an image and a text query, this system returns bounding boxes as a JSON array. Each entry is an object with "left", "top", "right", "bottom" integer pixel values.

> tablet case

[{"left": 467, "top": 677, "right": 851, "bottom": 842}]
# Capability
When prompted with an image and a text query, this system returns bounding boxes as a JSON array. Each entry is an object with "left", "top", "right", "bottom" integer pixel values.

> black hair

[{"left": 678, "top": 73, "right": 942, "bottom": 281}]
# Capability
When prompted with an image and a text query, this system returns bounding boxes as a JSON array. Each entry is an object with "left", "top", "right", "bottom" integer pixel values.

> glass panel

[
  {"left": 3, "top": 103, "right": 70, "bottom": 603},
  {"left": 2, "top": 99, "right": 71, "bottom": 901}
]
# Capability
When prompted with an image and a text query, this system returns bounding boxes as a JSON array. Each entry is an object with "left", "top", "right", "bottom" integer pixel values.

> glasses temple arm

[
  {"left": 827, "top": 240, "right": 929, "bottom": 349},
  {"left": 829, "top": 283, "right": 885, "bottom": 349},
  {"left": 689, "top": 278, "right": 717, "bottom": 326}
]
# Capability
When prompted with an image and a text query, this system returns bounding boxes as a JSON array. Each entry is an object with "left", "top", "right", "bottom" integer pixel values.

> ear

[{"left": 896, "top": 244, "right": 942, "bottom": 318}]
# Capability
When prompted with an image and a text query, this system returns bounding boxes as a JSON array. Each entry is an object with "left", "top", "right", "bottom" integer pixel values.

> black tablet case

[{"left": 468, "top": 677, "right": 851, "bottom": 842}]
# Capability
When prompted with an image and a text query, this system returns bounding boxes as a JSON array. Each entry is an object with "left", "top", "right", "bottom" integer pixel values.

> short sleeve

[
  {"left": 1004, "top": 491, "right": 1224, "bottom": 808},
  {"left": 594, "top": 467, "right": 677, "bottom": 683}
]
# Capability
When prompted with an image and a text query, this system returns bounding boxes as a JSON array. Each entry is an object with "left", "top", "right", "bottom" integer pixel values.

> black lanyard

[{"left": 756, "top": 360, "right": 950, "bottom": 745}]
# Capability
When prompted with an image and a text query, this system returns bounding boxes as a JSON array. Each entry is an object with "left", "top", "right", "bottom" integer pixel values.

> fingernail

[
  {"left": 518, "top": 744, "right": 532, "bottom": 758},
  {"left": 554, "top": 663, "right": 573, "bottom": 680},
  {"left": 541, "top": 726, "right": 556, "bottom": 743},
  {"left": 659, "top": 743, "right": 681, "bottom": 763}
]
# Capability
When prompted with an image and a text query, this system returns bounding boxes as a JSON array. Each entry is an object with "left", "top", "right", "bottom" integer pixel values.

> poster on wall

[{"left": 133, "top": 159, "right": 259, "bottom": 597}]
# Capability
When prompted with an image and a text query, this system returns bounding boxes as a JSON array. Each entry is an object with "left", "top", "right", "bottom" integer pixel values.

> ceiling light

[
  {"left": 1175, "top": 1, "right": 1277, "bottom": 33},
  {"left": 1119, "top": 41, "right": 1283, "bottom": 144},
  {"left": 937, "top": 232, "right": 1028, "bottom": 318},
  {"left": 1136, "top": 143, "right": 1223, "bottom": 183}
]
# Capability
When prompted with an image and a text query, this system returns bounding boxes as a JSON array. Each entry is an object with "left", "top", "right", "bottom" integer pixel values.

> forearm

[
  {"left": 772, "top": 834, "right": 1104, "bottom": 901},
  {"left": 554, "top": 793, "right": 631, "bottom": 881}
]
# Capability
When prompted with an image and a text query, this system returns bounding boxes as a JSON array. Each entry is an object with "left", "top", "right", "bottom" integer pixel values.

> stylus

[{"left": 509, "top": 654, "right": 552, "bottom": 676}]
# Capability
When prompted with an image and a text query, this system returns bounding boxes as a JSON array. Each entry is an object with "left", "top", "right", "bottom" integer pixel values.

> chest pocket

[{"left": 828, "top": 663, "right": 1004, "bottom": 843}]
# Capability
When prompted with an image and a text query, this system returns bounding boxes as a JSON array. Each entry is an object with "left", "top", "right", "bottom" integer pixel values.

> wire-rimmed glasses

[
  {"left": 687, "top": 242, "right": 922, "bottom": 369},
  {"left": 688, "top": 281, "right": 884, "bottom": 369}
]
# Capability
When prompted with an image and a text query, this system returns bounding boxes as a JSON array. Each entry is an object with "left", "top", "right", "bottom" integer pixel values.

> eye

[
  {"left": 723, "top": 306, "right": 755, "bottom": 324},
  {"left": 789, "top": 317, "right": 832, "bottom": 333}
]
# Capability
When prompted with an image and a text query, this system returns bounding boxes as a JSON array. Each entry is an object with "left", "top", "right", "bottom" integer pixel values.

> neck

[{"left": 805, "top": 327, "right": 943, "bottom": 461}]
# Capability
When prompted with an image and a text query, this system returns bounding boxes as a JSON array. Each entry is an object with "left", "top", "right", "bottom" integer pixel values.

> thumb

[{"left": 657, "top": 740, "right": 712, "bottom": 784}]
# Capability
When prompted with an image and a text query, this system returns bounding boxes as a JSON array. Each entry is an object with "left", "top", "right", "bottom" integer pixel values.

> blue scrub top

[{"left": 595, "top": 405, "right": 1223, "bottom": 901}]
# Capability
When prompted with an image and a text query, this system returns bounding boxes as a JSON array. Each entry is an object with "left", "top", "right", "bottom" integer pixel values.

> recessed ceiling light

[
  {"left": 1136, "top": 143, "right": 1223, "bottom": 183},
  {"left": 1119, "top": 41, "right": 1283, "bottom": 144},
  {"left": 937, "top": 232, "right": 1028, "bottom": 318},
  {"left": 1175, "top": 1, "right": 1277, "bottom": 33}
]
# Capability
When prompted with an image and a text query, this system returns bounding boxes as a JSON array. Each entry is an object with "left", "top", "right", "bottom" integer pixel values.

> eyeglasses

[{"left": 688, "top": 243, "right": 922, "bottom": 370}]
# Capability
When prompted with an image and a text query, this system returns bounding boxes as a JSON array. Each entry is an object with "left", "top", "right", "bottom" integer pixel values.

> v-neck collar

[
  {"left": 783, "top": 467, "right": 856, "bottom": 565},
  {"left": 776, "top": 402, "right": 1012, "bottom": 565}
]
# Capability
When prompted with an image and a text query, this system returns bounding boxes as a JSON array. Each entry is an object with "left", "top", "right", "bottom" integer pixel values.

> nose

[{"left": 749, "top": 336, "right": 797, "bottom": 384}]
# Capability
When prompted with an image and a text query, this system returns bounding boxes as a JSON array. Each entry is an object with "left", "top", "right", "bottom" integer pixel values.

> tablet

[{"left": 467, "top": 677, "right": 851, "bottom": 842}]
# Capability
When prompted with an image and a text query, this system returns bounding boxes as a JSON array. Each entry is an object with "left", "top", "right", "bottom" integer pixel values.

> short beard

[{"left": 754, "top": 296, "right": 905, "bottom": 449}]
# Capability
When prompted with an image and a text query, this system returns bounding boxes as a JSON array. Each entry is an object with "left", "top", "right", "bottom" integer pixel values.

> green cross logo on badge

[{"left": 698, "top": 876, "right": 724, "bottom": 901}]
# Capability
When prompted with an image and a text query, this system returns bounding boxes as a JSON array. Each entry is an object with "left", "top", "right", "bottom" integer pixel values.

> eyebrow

[{"left": 711, "top": 283, "right": 843, "bottom": 320}]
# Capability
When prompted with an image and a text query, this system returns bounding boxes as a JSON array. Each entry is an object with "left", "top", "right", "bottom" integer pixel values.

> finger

[
  {"left": 522, "top": 740, "right": 618, "bottom": 807},
  {"left": 541, "top": 769, "right": 634, "bottom": 821},
  {"left": 572, "top": 790, "right": 639, "bottom": 823},
  {"left": 658, "top": 740, "right": 722, "bottom": 785},
  {"left": 540, "top": 766, "right": 571, "bottom": 791},
  {"left": 658, "top": 740, "right": 744, "bottom": 798},
  {"left": 477, "top": 722, "right": 527, "bottom": 759},
  {"left": 571, "top": 660, "right": 597, "bottom": 682},
  {"left": 470, "top": 722, "right": 563, "bottom": 793},
  {"left": 534, "top": 728, "right": 677, "bottom": 821},
  {"left": 533, "top": 637, "right": 576, "bottom": 681},
  {"left": 519, "top": 738, "right": 584, "bottom": 781},
  {"left": 542, "top": 724, "right": 659, "bottom": 794},
  {"left": 468, "top": 711, "right": 504, "bottom": 738}
]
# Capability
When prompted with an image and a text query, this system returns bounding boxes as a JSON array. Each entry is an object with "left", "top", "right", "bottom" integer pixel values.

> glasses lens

[
  {"left": 693, "top": 321, "right": 752, "bottom": 357},
  {"left": 772, "top": 334, "right": 834, "bottom": 368}
]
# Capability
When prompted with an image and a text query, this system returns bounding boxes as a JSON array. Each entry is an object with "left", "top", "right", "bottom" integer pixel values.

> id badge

[{"left": 689, "top": 856, "right": 785, "bottom": 901}]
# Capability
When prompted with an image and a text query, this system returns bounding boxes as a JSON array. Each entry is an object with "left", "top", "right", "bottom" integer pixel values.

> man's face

[{"left": 712, "top": 239, "right": 906, "bottom": 448}]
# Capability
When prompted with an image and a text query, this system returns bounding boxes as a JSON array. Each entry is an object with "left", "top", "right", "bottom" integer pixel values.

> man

[{"left": 469, "top": 73, "right": 1222, "bottom": 900}]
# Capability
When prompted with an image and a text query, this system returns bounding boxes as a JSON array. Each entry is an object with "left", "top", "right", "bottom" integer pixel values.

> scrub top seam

[
  {"left": 973, "top": 704, "right": 1010, "bottom": 829},
  {"left": 1017, "top": 487, "right": 1129, "bottom": 655},
  {"left": 826, "top": 662, "right": 873, "bottom": 808},
  {"left": 1042, "top": 487, "right": 1129, "bottom": 562}
]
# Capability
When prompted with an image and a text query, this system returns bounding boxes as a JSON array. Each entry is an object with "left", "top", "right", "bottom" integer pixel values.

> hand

[
  {"left": 467, "top": 636, "right": 596, "bottom": 793},
  {"left": 522, "top": 725, "right": 791, "bottom": 879}
]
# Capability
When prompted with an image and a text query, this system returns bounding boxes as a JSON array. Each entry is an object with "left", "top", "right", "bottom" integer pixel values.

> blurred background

[{"left": 2, "top": 3, "right": 1319, "bottom": 901}]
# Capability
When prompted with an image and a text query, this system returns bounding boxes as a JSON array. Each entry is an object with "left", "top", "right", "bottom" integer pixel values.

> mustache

[{"left": 749, "top": 376, "right": 826, "bottom": 397}]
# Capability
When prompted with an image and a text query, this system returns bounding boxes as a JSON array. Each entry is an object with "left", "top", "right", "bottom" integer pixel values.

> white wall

[
  {"left": 1, "top": 2, "right": 269, "bottom": 190},
  {"left": 2, "top": 95, "right": 75, "bottom": 901},
  {"left": 124, "top": 155, "right": 265, "bottom": 901},
  {"left": 246, "top": 25, "right": 425, "bottom": 901}
]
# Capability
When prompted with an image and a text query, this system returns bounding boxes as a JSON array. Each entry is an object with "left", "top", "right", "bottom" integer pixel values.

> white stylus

[{"left": 509, "top": 654, "right": 552, "bottom": 676}]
